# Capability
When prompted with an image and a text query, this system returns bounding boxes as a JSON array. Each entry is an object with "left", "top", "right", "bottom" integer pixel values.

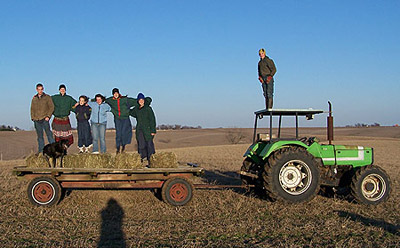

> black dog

[{"left": 43, "top": 140, "right": 69, "bottom": 168}]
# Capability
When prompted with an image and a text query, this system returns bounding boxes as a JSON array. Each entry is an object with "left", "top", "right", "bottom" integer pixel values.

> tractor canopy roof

[{"left": 255, "top": 108, "right": 324, "bottom": 117}]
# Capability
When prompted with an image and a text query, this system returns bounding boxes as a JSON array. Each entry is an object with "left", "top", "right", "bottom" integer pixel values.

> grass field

[{"left": 0, "top": 128, "right": 399, "bottom": 247}]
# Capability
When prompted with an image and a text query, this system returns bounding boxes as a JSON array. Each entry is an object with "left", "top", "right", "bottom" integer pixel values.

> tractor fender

[{"left": 260, "top": 141, "right": 309, "bottom": 160}]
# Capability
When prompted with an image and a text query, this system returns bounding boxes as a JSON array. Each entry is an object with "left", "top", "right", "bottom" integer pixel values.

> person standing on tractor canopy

[
  {"left": 51, "top": 84, "right": 77, "bottom": 146},
  {"left": 258, "top": 48, "right": 277, "bottom": 109},
  {"left": 129, "top": 93, "right": 156, "bottom": 166},
  {"left": 30, "top": 83, "right": 55, "bottom": 154}
]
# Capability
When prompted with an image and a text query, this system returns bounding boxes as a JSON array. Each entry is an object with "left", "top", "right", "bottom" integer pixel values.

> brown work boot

[{"left": 268, "top": 98, "right": 273, "bottom": 109}]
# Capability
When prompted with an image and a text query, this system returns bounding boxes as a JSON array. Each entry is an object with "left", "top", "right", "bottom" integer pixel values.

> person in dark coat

[
  {"left": 129, "top": 93, "right": 156, "bottom": 165},
  {"left": 258, "top": 48, "right": 277, "bottom": 109},
  {"left": 73, "top": 95, "right": 93, "bottom": 153}
]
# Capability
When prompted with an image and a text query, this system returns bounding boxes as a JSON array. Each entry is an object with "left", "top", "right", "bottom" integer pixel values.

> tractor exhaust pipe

[{"left": 327, "top": 101, "right": 334, "bottom": 145}]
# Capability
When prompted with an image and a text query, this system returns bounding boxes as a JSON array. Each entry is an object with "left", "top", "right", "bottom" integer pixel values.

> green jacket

[
  {"left": 106, "top": 96, "right": 152, "bottom": 119},
  {"left": 258, "top": 56, "right": 277, "bottom": 78},
  {"left": 130, "top": 103, "right": 156, "bottom": 141},
  {"left": 51, "top": 94, "right": 77, "bottom": 118}
]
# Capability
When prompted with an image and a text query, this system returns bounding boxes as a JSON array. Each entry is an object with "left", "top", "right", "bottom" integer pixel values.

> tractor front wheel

[
  {"left": 262, "top": 146, "right": 321, "bottom": 203},
  {"left": 350, "top": 165, "right": 391, "bottom": 205}
]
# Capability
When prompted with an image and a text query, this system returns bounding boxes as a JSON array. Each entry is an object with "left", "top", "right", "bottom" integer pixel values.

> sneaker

[
  {"left": 78, "top": 146, "right": 84, "bottom": 153},
  {"left": 84, "top": 146, "right": 90, "bottom": 153},
  {"left": 92, "top": 151, "right": 100, "bottom": 154}
]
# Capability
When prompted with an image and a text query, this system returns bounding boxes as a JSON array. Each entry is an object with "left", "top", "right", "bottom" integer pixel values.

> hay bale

[
  {"left": 114, "top": 153, "right": 142, "bottom": 169},
  {"left": 25, "top": 152, "right": 179, "bottom": 169},
  {"left": 25, "top": 153, "right": 48, "bottom": 168},
  {"left": 63, "top": 154, "right": 114, "bottom": 168},
  {"left": 150, "top": 152, "right": 178, "bottom": 168}
]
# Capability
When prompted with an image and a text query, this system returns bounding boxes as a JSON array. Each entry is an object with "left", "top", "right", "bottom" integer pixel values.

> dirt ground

[{"left": 0, "top": 127, "right": 399, "bottom": 247}]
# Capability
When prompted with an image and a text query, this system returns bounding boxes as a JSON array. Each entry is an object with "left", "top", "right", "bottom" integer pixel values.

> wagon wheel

[
  {"left": 161, "top": 177, "right": 194, "bottom": 206},
  {"left": 27, "top": 177, "right": 62, "bottom": 207}
]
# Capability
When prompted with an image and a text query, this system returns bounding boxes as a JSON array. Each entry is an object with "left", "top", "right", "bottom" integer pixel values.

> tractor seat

[
  {"left": 257, "top": 133, "right": 277, "bottom": 142},
  {"left": 299, "top": 136, "right": 318, "bottom": 146}
]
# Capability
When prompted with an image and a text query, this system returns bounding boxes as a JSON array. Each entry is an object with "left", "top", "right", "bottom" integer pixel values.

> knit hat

[
  {"left": 59, "top": 84, "right": 66, "bottom": 90},
  {"left": 112, "top": 88, "right": 119, "bottom": 95},
  {"left": 137, "top": 93, "right": 145, "bottom": 100},
  {"left": 259, "top": 48, "right": 266, "bottom": 54}
]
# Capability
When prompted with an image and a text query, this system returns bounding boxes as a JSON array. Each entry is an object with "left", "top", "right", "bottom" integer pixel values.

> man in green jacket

[
  {"left": 51, "top": 84, "right": 77, "bottom": 146},
  {"left": 258, "top": 48, "right": 277, "bottom": 109},
  {"left": 130, "top": 93, "right": 156, "bottom": 166},
  {"left": 30, "top": 83, "right": 55, "bottom": 153}
]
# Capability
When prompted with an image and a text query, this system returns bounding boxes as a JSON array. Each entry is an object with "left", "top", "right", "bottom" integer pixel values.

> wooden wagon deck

[{"left": 13, "top": 165, "right": 204, "bottom": 189}]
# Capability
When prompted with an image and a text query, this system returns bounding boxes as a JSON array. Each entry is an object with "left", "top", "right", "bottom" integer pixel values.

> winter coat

[
  {"left": 30, "top": 93, "right": 54, "bottom": 121},
  {"left": 51, "top": 94, "right": 77, "bottom": 118},
  {"left": 73, "top": 105, "right": 92, "bottom": 122},
  {"left": 258, "top": 56, "right": 277, "bottom": 78},
  {"left": 106, "top": 96, "right": 152, "bottom": 119},
  {"left": 130, "top": 103, "right": 156, "bottom": 141},
  {"left": 88, "top": 101, "right": 111, "bottom": 125}
]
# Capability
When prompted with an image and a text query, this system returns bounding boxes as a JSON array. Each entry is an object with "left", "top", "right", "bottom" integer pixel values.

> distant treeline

[
  {"left": 157, "top": 124, "right": 202, "bottom": 130},
  {"left": 0, "top": 125, "right": 20, "bottom": 131},
  {"left": 345, "top": 123, "right": 380, "bottom": 128},
  {"left": 71, "top": 124, "right": 203, "bottom": 131}
]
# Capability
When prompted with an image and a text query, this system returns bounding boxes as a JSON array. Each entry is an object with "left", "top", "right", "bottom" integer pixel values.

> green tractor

[{"left": 240, "top": 102, "right": 391, "bottom": 205}]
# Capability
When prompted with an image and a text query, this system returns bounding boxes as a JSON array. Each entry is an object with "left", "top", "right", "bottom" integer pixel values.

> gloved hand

[
  {"left": 258, "top": 76, "right": 264, "bottom": 83},
  {"left": 267, "top": 76, "right": 273, "bottom": 83}
]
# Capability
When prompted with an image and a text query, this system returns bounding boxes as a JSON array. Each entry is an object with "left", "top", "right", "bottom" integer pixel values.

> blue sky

[{"left": 1, "top": 0, "right": 399, "bottom": 130}]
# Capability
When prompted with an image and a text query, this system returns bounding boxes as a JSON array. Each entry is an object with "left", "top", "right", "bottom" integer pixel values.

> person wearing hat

[
  {"left": 30, "top": 83, "right": 55, "bottom": 153},
  {"left": 51, "top": 84, "right": 77, "bottom": 146},
  {"left": 258, "top": 48, "right": 277, "bottom": 109},
  {"left": 105, "top": 88, "right": 138, "bottom": 153},
  {"left": 88, "top": 94, "right": 111, "bottom": 154},
  {"left": 130, "top": 93, "right": 156, "bottom": 165}
]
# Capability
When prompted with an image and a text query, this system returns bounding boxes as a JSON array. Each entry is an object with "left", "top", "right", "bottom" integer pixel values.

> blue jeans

[
  {"left": 34, "top": 119, "right": 55, "bottom": 153},
  {"left": 262, "top": 77, "right": 274, "bottom": 99},
  {"left": 92, "top": 123, "right": 106, "bottom": 153}
]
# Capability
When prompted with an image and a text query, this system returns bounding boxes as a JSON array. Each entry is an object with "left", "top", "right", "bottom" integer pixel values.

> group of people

[
  {"left": 30, "top": 83, "right": 157, "bottom": 162},
  {"left": 30, "top": 48, "right": 274, "bottom": 161}
]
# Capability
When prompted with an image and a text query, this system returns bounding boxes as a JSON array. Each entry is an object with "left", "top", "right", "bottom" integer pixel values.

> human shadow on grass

[
  {"left": 335, "top": 210, "right": 399, "bottom": 236},
  {"left": 98, "top": 198, "right": 126, "bottom": 248}
]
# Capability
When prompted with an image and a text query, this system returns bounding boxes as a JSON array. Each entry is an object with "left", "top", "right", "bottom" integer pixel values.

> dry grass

[{"left": 1, "top": 135, "right": 400, "bottom": 247}]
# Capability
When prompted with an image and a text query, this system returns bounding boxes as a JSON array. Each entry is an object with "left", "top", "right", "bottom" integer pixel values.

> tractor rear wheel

[
  {"left": 262, "top": 146, "right": 321, "bottom": 203},
  {"left": 350, "top": 165, "right": 391, "bottom": 205}
]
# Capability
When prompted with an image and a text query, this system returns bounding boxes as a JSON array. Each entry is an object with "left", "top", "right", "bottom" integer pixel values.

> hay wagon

[{"left": 13, "top": 165, "right": 205, "bottom": 207}]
